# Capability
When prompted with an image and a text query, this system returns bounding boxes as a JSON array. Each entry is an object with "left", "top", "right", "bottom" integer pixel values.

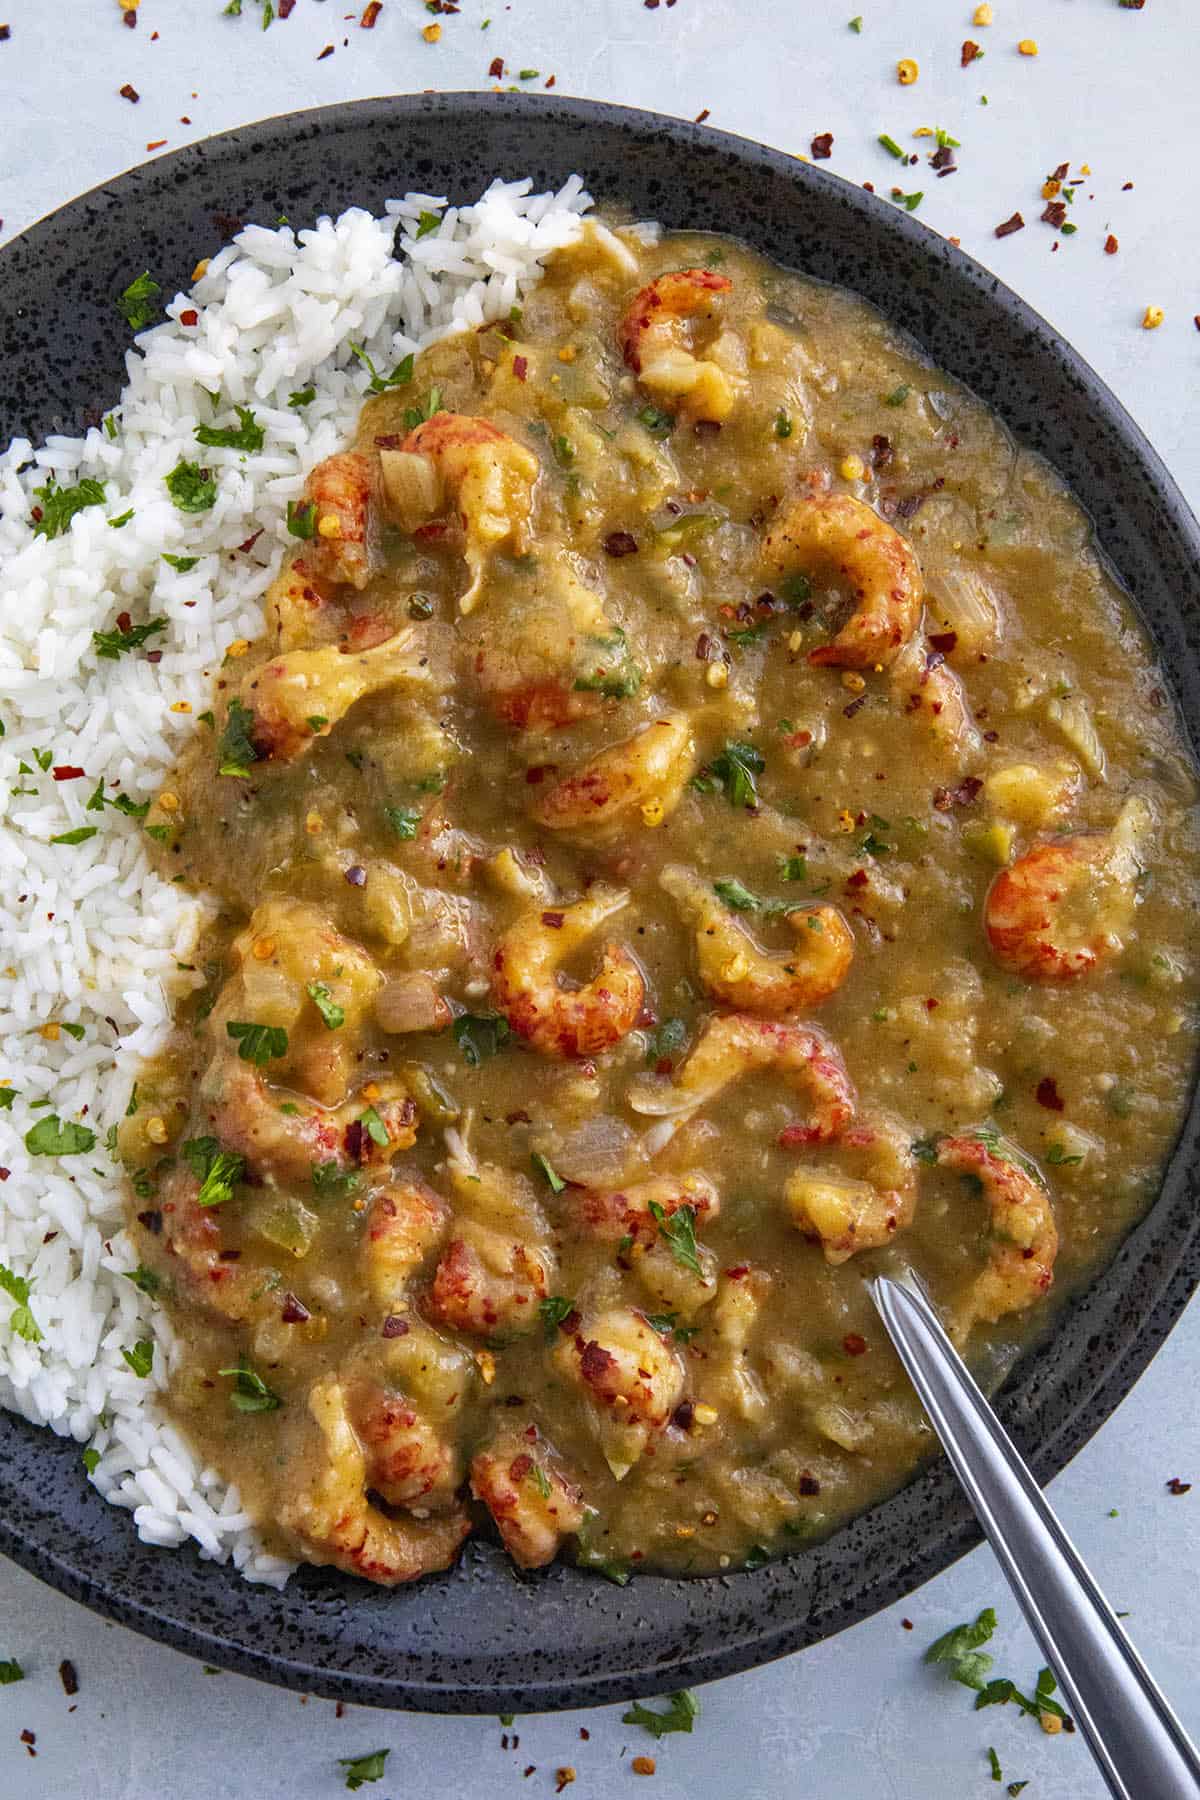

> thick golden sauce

[{"left": 121, "top": 223, "right": 1200, "bottom": 1584}]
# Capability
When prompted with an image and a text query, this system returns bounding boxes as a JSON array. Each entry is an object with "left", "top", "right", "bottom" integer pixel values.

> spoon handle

[{"left": 870, "top": 1269, "right": 1200, "bottom": 1800}]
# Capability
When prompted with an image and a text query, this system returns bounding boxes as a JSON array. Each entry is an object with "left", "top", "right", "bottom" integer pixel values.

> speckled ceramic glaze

[{"left": 0, "top": 94, "right": 1197, "bottom": 1715}]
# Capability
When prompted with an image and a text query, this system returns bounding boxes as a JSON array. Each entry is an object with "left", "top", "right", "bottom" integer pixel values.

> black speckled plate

[{"left": 1, "top": 93, "right": 1198, "bottom": 1714}]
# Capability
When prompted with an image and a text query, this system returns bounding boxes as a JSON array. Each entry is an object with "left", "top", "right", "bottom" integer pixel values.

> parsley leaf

[
  {"left": 573, "top": 627, "right": 642, "bottom": 699},
  {"left": 538, "top": 1295, "right": 575, "bottom": 1342},
  {"left": 778, "top": 855, "right": 808, "bottom": 882},
  {"left": 226, "top": 1021, "right": 288, "bottom": 1065},
  {"left": 122, "top": 1339, "right": 155, "bottom": 1378},
  {"left": 692, "top": 739, "right": 764, "bottom": 809},
  {"left": 116, "top": 270, "right": 161, "bottom": 330},
  {"left": 648, "top": 1201, "right": 702, "bottom": 1276},
  {"left": 219, "top": 1355, "right": 281, "bottom": 1414},
  {"left": 288, "top": 385, "right": 315, "bottom": 408},
  {"left": 884, "top": 382, "right": 911, "bottom": 406},
  {"left": 23, "top": 1116, "right": 96, "bottom": 1158},
  {"left": 924, "top": 1607, "right": 997, "bottom": 1690},
  {"left": 713, "top": 877, "right": 759, "bottom": 913},
  {"left": 82, "top": 1448, "right": 101, "bottom": 1476},
  {"left": 452, "top": 1013, "right": 510, "bottom": 1067},
  {"left": 338, "top": 1749, "right": 390, "bottom": 1791},
  {"left": 182, "top": 1136, "right": 246, "bottom": 1207},
  {"left": 125, "top": 1264, "right": 162, "bottom": 1296},
  {"left": 164, "top": 459, "right": 217, "bottom": 513},
  {"left": 349, "top": 342, "right": 415, "bottom": 394},
  {"left": 621, "top": 1690, "right": 699, "bottom": 1740},
  {"left": 0, "top": 1089, "right": 15, "bottom": 1110},
  {"left": 161, "top": 553, "right": 200, "bottom": 572},
  {"left": 645, "top": 1017, "right": 686, "bottom": 1067},
  {"left": 531, "top": 1151, "right": 565, "bottom": 1194},
  {"left": 32, "top": 475, "right": 106, "bottom": 540},
  {"left": 636, "top": 403, "right": 674, "bottom": 438},
  {"left": 415, "top": 210, "right": 442, "bottom": 238},
  {"left": 49, "top": 826, "right": 99, "bottom": 846},
  {"left": 195, "top": 406, "right": 265, "bottom": 452},
  {"left": 306, "top": 982, "right": 345, "bottom": 1031},
  {"left": 217, "top": 698, "right": 259, "bottom": 779},
  {"left": 92, "top": 615, "right": 168, "bottom": 661},
  {"left": 312, "top": 1161, "right": 361, "bottom": 1199},
  {"left": 0, "top": 1262, "right": 42, "bottom": 1342},
  {"left": 0, "top": 1659, "right": 25, "bottom": 1685},
  {"left": 382, "top": 803, "right": 421, "bottom": 840}
]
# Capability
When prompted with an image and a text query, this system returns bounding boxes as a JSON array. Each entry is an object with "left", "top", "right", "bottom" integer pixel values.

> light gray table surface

[{"left": 2, "top": 2, "right": 1198, "bottom": 1795}]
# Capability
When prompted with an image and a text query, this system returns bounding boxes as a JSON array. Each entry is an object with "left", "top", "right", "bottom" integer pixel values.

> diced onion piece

[
  {"left": 925, "top": 566, "right": 1003, "bottom": 656},
  {"left": 553, "top": 1115, "right": 638, "bottom": 1186},
  {"left": 639, "top": 347, "right": 701, "bottom": 395},
  {"left": 374, "top": 972, "right": 451, "bottom": 1035},
  {"left": 1046, "top": 694, "right": 1106, "bottom": 781},
  {"left": 380, "top": 449, "right": 441, "bottom": 528}
]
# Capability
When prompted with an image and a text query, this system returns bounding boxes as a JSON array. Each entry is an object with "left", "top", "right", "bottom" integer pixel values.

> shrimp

[
  {"left": 529, "top": 716, "right": 697, "bottom": 835},
  {"left": 784, "top": 1116, "right": 917, "bottom": 1264},
  {"left": 470, "top": 1429, "right": 587, "bottom": 1569},
  {"left": 937, "top": 1131, "right": 1058, "bottom": 1334},
  {"left": 362, "top": 1178, "right": 449, "bottom": 1307},
  {"left": 659, "top": 865, "right": 854, "bottom": 1014},
  {"left": 984, "top": 805, "right": 1147, "bottom": 982},
  {"left": 762, "top": 492, "right": 923, "bottom": 669},
  {"left": 153, "top": 1163, "right": 259, "bottom": 1323},
  {"left": 890, "top": 632, "right": 982, "bottom": 757},
  {"left": 629, "top": 1013, "right": 855, "bottom": 1147},
  {"left": 469, "top": 559, "right": 640, "bottom": 733},
  {"left": 224, "top": 900, "right": 383, "bottom": 1108},
  {"left": 379, "top": 412, "right": 539, "bottom": 614},
  {"left": 202, "top": 1062, "right": 417, "bottom": 1189},
  {"left": 425, "top": 1162, "right": 555, "bottom": 1339},
  {"left": 240, "top": 628, "right": 434, "bottom": 764},
  {"left": 266, "top": 554, "right": 337, "bottom": 653},
  {"left": 297, "top": 451, "right": 381, "bottom": 591},
  {"left": 349, "top": 1380, "right": 463, "bottom": 1511},
  {"left": 553, "top": 1306, "right": 685, "bottom": 1479},
  {"left": 278, "top": 1375, "right": 470, "bottom": 1585},
  {"left": 491, "top": 887, "right": 645, "bottom": 1059},
  {"left": 572, "top": 1172, "right": 720, "bottom": 1247},
  {"left": 618, "top": 269, "right": 740, "bottom": 423}
]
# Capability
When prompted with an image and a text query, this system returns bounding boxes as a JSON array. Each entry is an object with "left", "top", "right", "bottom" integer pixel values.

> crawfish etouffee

[{"left": 122, "top": 221, "right": 1200, "bottom": 1586}]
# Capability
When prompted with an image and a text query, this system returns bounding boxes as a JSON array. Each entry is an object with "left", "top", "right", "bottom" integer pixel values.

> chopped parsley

[
  {"left": 360, "top": 1105, "right": 389, "bottom": 1149},
  {"left": 539, "top": 1295, "right": 575, "bottom": 1341},
  {"left": 883, "top": 383, "right": 911, "bottom": 406},
  {"left": 0, "top": 1089, "right": 15, "bottom": 1110},
  {"left": 963, "top": 1124, "right": 1047, "bottom": 1190},
  {"left": 573, "top": 628, "right": 642, "bottom": 700},
  {"left": 312, "top": 1162, "right": 361, "bottom": 1199},
  {"left": 848, "top": 15, "right": 862, "bottom": 30},
  {"left": 648, "top": 1201, "right": 702, "bottom": 1276},
  {"left": 893, "top": 190, "right": 924, "bottom": 212},
  {"left": 0, "top": 1262, "right": 42, "bottom": 1342},
  {"left": 976, "top": 1665, "right": 1070, "bottom": 1727},
  {"left": 911, "top": 1135, "right": 940, "bottom": 1166},
  {"left": 645, "top": 1017, "right": 686, "bottom": 1066},
  {"left": 286, "top": 498, "right": 317, "bottom": 539},
  {"left": 552, "top": 433, "right": 575, "bottom": 468},
  {"left": 636, "top": 403, "right": 675, "bottom": 438},
  {"left": 778, "top": 855, "right": 808, "bottom": 882},
  {"left": 32, "top": 475, "right": 106, "bottom": 540},
  {"left": 382, "top": 803, "right": 421, "bottom": 840},
  {"left": 195, "top": 406, "right": 264, "bottom": 452},
  {"left": 691, "top": 739, "right": 764, "bottom": 809},
  {"left": 217, "top": 698, "right": 259, "bottom": 779},
  {"left": 531, "top": 1151, "right": 566, "bottom": 1194},
  {"left": 306, "top": 981, "right": 345, "bottom": 1031},
  {"left": 453, "top": 1012, "right": 511, "bottom": 1067},
  {"left": 415, "top": 210, "right": 442, "bottom": 238},
  {"left": 182, "top": 1136, "right": 246, "bottom": 1207},
  {"left": 125, "top": 1264, "right": 162, "bottom": 1297},
  {"left": 575, "top": 1512, "right": 631, "bottom": 1585},
  {"left": 82, "top": 1448, "right": 101, "bottom": 1476},
  {"left": 338, "top": 1749, "right": 390, "bottom": 1791},
  {"left": 402, "top": 387, "right": 443, "bottom": 431},
  {"left": 116, "top": 270, "right": 161, "bottom": 330},
  {"left": 50, "top": 826, "right": 99, "bottom": 846},
  {"left": 225, "top": 1021, "right": 289, "bottom": 1065},
  {"left": 774, "top": 409, "right": 793, "bottom": 439},
  {"left": 924, "top": 1607, "right": 998, "bottom": 1691},
  {"left": 349, "top": 342, "right": 415, "bottom": 394},
  {"left": 987, "top": 1746, "right": 1002, "bottom": 1782},
  {"left": 121, "top": 1339, "right": 155, "bottom": 1379},
  {"left": 219, "top": 1356, "right": 281, "bottom": 1414},
  {"left": 92, "top": 616, "right": 167, "bottom": 659},
  {"left": 1045, "top": 1143, "right": 1084, "bottom": 1166},
  {"left": 161, "top": 553, "right": 199, "bottom": 572},
  {"left": 108, "top": 508, "right": 134, "bottom": 529},
  {"left": 165, "top": 459, "right": 217, "bottom": 513},
  {"left": 713, "top": 877, "right": 760, "bottom": 913},
  {"left": 288, "top": 386, "right": 316, "bottom": 408},
  {"left": 878, "top": 133, "right": 906, "bottom": 160},
  {"left": 621, "top": 1690, "right": 699, "bottom": 1739},
  {"left": 23, "top": 1115, "right": 96, "bottom": 1157},
  {"left": 0, "top": 1660, "right": 25, "bottom": 1685}
]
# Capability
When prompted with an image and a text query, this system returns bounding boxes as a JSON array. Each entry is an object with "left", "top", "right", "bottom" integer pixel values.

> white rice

[{"left": 0, "top": 174, "right": 592, "bottom": 1585}]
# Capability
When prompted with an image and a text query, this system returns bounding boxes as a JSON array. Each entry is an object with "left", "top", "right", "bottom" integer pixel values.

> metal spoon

[{"left": 870, "top": 1267, "right": 1200, "bottom": 1800}]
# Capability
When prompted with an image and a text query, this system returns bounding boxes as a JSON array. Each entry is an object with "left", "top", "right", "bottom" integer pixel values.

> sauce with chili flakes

[{"left": 122, "top": 222, "right": 1200, "bottom": 1584}]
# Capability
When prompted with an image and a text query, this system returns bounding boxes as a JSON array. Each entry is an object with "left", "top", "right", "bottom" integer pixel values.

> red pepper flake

[
  {"left": 381, "top": 1314, "right": 411, "bottom": 1339},
  {"left": 843, "top": 1333, "right": 868, "bottom": 1356},
  {"left": 961, "top": 38, "right": 983, "bottom": 65},
  {"left": 344, "top": 865, "right": 367, "bottom": 888},
  {"left": 1041, "top": 200, "right": 1068, "bottom": 228},
  {"left": 928, "top": 629, "right": 958, "bottom": 655},
  {"left": 603, "top": 530, "right": 638, "bottom": 558},
  {"left": 843, "top": 692, "right": 867, "bottom": 719},
  {"left": 797, "top": 1472, "right": 821, "bottom": 1496},
  {"left": 1122, "top": 180, "right": 1134, "bottom": 191},
  {"left": 146, "top": 140, "right": 167, "bottom": 152},
  {"left": 52, "top": 766, "right": 86, "bottom": 782},
  {"left": 180, "top": 308, "right": 199, "bottom": 327},
  {"left": 672, "top": 1399, "right": 695, "bottom": 1431},
  {"left": 119, "top": 83, "right": 140, "bottom": 103},
  {"left": 180, "top": 115, "right": 192, "bottom": 124},
  {"left": 1036, "top": 1075, "right": 1065, "bottom": 1112},
  {"left": 544, "top": 74, "right": 556, "bottom": 87},
  {"left": 1105, "top": 234, "right": 1119, "bottom": 255},
  {"left": 512, "top": 355, "right": 528, "bottom": 382},
  {"left": 1167, "top": 1477, "right": 1192, "bottom": 1495},
  {"left": 488, "top": 55, "right": 504, "bottom": 77},
  {"left": 540, "top": 910, "right": 566, "bottom": 929},
  {"left": 811, "top": 131, "right": 834, "bottom": 160},
  {"left": 0, "top": 1170, "right": 10, "bottom": 1183},
  {"left": 361, "top": 0, "right": 382, "bottom": 22},
  {"left": 695, "top": 107, "right": 710, "bottom": 123},
  {"left": 901, "top": 1618, "right": 914, "bottom": 1630},
  {"left": 281, "top": 1292, "right": 311, "bottom": 1324},
  {"left": 58, "top": 1660, "right": 79, "bottom": 1697},
  {"left": 0, "top": 25, "right": 10, "bottom": 40},
  {"left": 932, "top": 774, "right": 982, "bottom": 810},
  {"left": 994, "top": 211, "right": 1025, "bottom": 238},
  {"left": 725, "top": 1264, "right": 750, "bottom": 1280},
  {"left": 846, "top": 868, "right": 870, "bottom": 891},
  {"left": 870, "top": 433, "right": 893, "bottom": 469},
  {"left": 123, "top": 7, "right": 137, "bottom": 25},
  {"left": 21, "top": 1729, "right": 35, "bottom": 1755},
  {"left": 317, "top": 42, "right": 335, "bottom": 58},
  {"left": 237, "top": 528, "right": 264, "bottom": 555}
]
